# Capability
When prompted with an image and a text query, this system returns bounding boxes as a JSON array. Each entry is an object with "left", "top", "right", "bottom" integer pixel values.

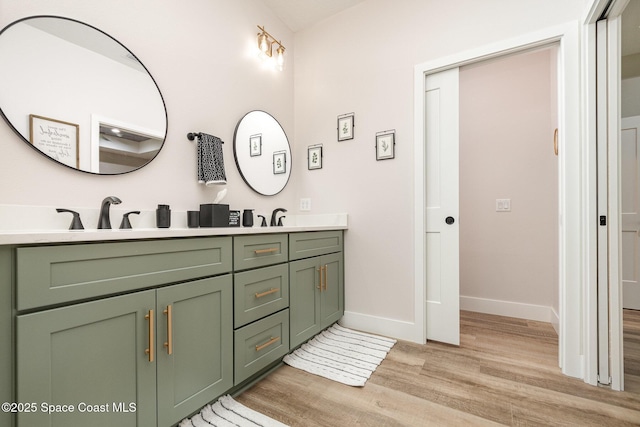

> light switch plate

[
  {"left": 300, "top": 198, "right": 311, "bottom": 211},
  {"left": 496, "top": 199, "right": 511, "bottom": 212}
]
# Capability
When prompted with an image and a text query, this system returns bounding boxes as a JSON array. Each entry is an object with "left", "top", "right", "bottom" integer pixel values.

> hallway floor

[{"left": 237, "top": 310, "right": 640, "bottom": 426}]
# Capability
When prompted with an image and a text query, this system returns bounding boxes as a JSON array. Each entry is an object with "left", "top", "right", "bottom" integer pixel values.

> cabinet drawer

[
  {"left": 17, "top": 236, "right": 232, "bottom": 311},
  {"left": 233, "top": 234, "right": 288, "bottom": 271},
  {"left": 234, "top": 309, "right": 289, "bottom": 385},
  {"left": 234, "top": 264, "right": 289, "bottom": 328},
  {"left": 289, "top": 230, "right": 343, "bottom": 261}
]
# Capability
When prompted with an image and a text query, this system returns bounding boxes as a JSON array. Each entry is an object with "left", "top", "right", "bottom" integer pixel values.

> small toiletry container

[
  {"left": 156, "top": 204, "right": 171, "bottom": 228},
  {"left": 187, "top": 210, "right": 199, "bottom": 228}
]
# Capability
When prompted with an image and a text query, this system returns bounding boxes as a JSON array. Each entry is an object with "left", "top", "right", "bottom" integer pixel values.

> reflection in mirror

[
  {"left": 0, "top": 16, "right": 167, "bottom": 174},
  {"left": 233, "top": 111, "right": 291, "bottom": 196}
]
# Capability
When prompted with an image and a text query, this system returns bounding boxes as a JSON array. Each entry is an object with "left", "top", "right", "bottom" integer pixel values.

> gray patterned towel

[{"left": 197, "top": 133, "right": 226, "bottom": 186}]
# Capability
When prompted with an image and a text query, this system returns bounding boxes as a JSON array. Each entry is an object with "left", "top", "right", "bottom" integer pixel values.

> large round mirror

[
  {"left": 0, "top": 16, "right": 167, "bottom": 174},
  {"left": 233, "top": 110, "right": 291, "bottom": 196}
]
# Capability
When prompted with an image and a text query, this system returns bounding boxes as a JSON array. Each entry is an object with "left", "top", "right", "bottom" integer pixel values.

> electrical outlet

[
  {"left": 300, "top": 198, "right": 311, "bottom": 211},
  {"left": 496, "top": 199, "right": 511, "bottom": 212}
]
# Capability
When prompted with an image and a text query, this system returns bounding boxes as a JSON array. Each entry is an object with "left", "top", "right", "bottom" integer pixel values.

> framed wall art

[
  {"left": 375, "top": 129, "right": 395, "bottom": 160},
  {"left": 273, "top": 150, "right": 287, "bottom": 174},
  {"left": 29, "top": 114, "right": 79, "bottom": 168},
  {"left": 308, "top": 145, "right": 323, "bottom": 170},
  {"left": 337, "top": 113, "right": 354, "bottom": 141},
  {"left": 249, "top": 133, "right": 262, "bottom": 156}
]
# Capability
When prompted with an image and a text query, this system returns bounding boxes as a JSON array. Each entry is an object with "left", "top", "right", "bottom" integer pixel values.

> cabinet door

[
  {"left": 0, "top": 247, "right": 13, "bottom": 427},
  {"left": 156, "top": 275, "right": 233, "bottom": 426},
  {"left": 320, "top": 252, "right": 344, "bottom": 328},
  {"left": 17, "top": 290, "right": 157, "bottom": 427},
  {"left": 289, "top": 257, "right": 322, "bottom": 348}
]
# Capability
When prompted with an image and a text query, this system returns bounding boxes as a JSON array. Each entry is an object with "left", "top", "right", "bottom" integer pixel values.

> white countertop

[{"left": 0, "top": 205, "right": 347, "bottom": 245}]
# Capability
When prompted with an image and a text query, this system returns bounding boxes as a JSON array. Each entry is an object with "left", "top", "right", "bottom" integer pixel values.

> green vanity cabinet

[
  {"left": 156, "top": 275, "right": 233, "bottom": 426},
  {"left": 6, "top": 229, "right": 344, "bottom": 427},
  {"left": 289, "top": 231, "right": 344, "bottom": 349},
  {"left": 0, "top": 247, "right": 14, "bottom": 427},
  {"left": 17, "top": 290, "right": 158, "bottom": 427},
  {"left": 232, "top": 234, "right": 290, "bottom": 386},
  {"left": 16, "top": 236, "right": 232, "bottom": 311},
  {"left": 16, "top": 274, "right": 233, "bottom": 427}
]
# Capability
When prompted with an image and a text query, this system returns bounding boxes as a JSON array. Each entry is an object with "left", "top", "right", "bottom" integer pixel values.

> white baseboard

[
  {"left": 550, "top": 306, "right": 560, "bottom": 335},
  {"left": 339, "top": 310, "right": 422, "bottom": 343},
  {"left": 460, "top": 295, "right": 557, "bottom": 325},
  {"left": 340, "top": 299, "right": 560, "bottom": 344}
]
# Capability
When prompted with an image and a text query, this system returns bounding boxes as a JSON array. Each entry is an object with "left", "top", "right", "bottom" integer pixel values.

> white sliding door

[
  {"left": 622, "top": 116, "right": 640, "bottom": 309},
  {"left": 425, "top": 68, "right": 460, "bottom": 346}
]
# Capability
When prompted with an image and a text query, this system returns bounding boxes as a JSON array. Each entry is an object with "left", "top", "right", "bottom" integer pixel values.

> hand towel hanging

[{"left": 197, "top": 133, "right": 227, "bottom": 186}]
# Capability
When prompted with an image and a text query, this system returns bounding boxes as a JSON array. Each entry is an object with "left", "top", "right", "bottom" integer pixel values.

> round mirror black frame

[
  {"left": 233, "top": 110, "right": 292, "bottom": 196},
  {"left": 0, "top": 15, "right": 168, "bottom": 175}
]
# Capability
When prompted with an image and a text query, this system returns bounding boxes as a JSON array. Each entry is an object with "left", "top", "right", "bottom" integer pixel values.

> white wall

[
  {"left": 293, "top": 0, "right": 588, "bottom": 339},
  {"left": 622, "top": 76, "right": 640, "bottom": 118},
  {"left": 0, "top": 0, "right": 591, "bottom": 341},
  {"left": 0, "top": 0, "right": 295, "bottom": 218},
  {"left": 459, "top": 48, "right": 559, "bottom": 323}
]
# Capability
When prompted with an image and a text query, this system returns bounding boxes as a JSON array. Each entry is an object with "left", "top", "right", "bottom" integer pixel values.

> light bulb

[
  {"left": 258, "top": 32, "right": 271, "bottom": 56},
  {"left": 276, "top": 45, "right": 285, "bottom": 70}
]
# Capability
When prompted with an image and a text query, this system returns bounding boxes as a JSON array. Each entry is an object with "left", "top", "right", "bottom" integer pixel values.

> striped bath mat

[
  {"left": 283, "top": 324, "right": 396, "bottom": 387},
  {"left": 180, "top": 394, "right": 289, "bottom": 427}
]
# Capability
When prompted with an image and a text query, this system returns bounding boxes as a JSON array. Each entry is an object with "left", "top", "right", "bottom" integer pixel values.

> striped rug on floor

[
  {"left": 283, "top": 324, "right": 397, "bottom": 387},
  {"left": 179, "top": 394, "right": 289, "bottom": 427}
]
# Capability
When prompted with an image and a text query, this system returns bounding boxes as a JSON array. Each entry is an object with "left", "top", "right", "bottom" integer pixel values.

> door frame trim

[
  {"left": 413, "top": 21, "right": 586, "bottom": 380},
  {"left": 585, "top": 0, "right": 628, "bottom": 391}
]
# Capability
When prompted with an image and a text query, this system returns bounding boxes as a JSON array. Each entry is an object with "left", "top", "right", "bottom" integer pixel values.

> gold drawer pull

[
  {"left": 255, "top": 288, "right": 279, "bottom": 298},
  {"left": 163, "top": 305, "right": 173, "bottom": 355},
  {"left": 254, "top": 247, "right": 279, "bottom": 255},
  {"left": 145, "top": 309, "right": 154, "bottom": 362},
  {"left": 255, "top": 336, "right": 280, "bottom": 352}
]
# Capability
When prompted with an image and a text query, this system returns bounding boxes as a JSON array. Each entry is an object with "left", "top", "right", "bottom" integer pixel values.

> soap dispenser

[
  {"left": 156, "top": 204, "right": 171, "bottom": 228},
  {"left": 242, "top": 209, "right": 254, "bottom": 227}
]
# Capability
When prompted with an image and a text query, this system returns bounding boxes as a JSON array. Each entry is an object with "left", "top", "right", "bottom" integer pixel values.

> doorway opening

[
  {"left": 459, "top": 47, "right": 560, "bottom": 333},
  {"left": 414, "top": 22, "right": 584, "bottom": 380},
  {"left": 620, "top": 0, "right": 640, "bottom": 392}
]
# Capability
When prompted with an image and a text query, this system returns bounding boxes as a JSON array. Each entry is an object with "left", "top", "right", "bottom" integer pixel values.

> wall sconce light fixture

[{"left": 257, "top": 25, "right": 285, "bottom": 70}]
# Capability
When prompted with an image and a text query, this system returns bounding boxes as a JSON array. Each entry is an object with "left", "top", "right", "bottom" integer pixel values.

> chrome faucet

[
  {"left": 270, "top": 208, "right": 287, "bottom": 226},
  {"left": 97, "top": 196, "right": 122, "bottom": 229}
]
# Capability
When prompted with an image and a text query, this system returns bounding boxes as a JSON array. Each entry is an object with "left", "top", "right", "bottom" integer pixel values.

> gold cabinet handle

[
  {"left": 254, "top": 248, "right": 278, "bottom": 255},
  {"left": 317, "top": 266, "right": 323, "bottom": 291},
  {"left": 323, "top": 265, "right": 328, "bottom": 291},
  {"left": 255, "top": 336, "right": 280, "bottom": 352},
  {"left": 255, "top": 288, "right": 278, "bottom": 298},
  {"left": 145, "top": 309, "right": 154, "bottom": 362},
  {"left": 554, "top": 128, "right": 558, "bottom": 156},
  {"left": 163, "top": 305, "right": 173, "bottom": 355}
]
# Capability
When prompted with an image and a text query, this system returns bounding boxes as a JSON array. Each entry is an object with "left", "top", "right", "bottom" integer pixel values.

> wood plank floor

[{"left": 236, "top": 310, "right": 640, "bottom": 426}]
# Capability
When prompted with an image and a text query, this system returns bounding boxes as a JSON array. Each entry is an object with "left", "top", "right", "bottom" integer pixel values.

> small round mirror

[
  {"left": 233, "top": 110, "right": 291, "bottom": 196},
  {"left": 0, "top": 16, "right": 167, "bottom": 174}
]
